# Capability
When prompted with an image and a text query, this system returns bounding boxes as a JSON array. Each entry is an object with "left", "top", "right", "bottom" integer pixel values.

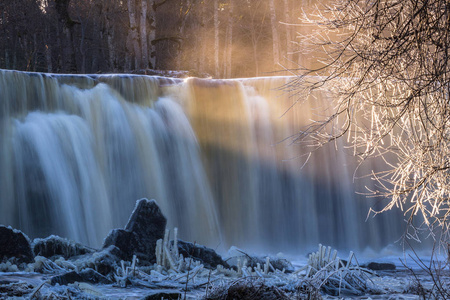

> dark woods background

[{"left": 0, "top": 0, "right": 314, "bottom": 78}]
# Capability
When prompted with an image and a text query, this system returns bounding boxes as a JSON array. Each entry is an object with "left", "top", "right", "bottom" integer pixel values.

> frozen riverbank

[
  {"left": 1, "top": 199, "right": 446, "bottom": 299},
  {"left": 0, "top": 253, "right": 445, "bottom": 299}
]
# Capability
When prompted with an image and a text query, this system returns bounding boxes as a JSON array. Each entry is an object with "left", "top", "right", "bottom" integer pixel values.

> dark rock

[
  {"left": 79, "top": 245, "right": 122, "bottom": 276},
  {"left": 365, "top": 262, "right": 396, "bottom": 271},
  {"left": 205, "top": 279, "right": 290, "bottom": 300},
  {"left": 141, "top": 292, "right": 182, "bottom": 300},
  {"left": 50, "top": 271, "right": 83, "bottom": 285},
  {"left": 103, "top": 229, "right": 154, "bottom": 263},
  {"left": 124, "top": 198, "right": 167, "bottom": 241},
  {"left": 268, "top": 257, "right": 294, "bottom": 273},
  {"left": 33, "top": 235, "right": 96, "bottom": 259},
  {"left": 102, "top": 229, "right": 139, "bottom": 261},
  {"left": 50, "top": 268, "right": 112, "bottom": 285},
  {"left": 0, "top": 281, "right": 34, "bottom": 297},
  {"left": 0, "top": 225, "right": 33, "bottom": 263},
  {"left": 103, "top": 199, "right": 166, "bottom": 263},
  {"left": 174, "top": 240, "right": 230, "bottom": 269},
  {"left": 79, "top": 268, "right": 112, "bottom": 284},
  {"left": 227, "top": 248, "right": 294, "bottom": 273}
]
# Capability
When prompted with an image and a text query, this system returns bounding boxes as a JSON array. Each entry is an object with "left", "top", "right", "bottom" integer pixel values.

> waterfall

[{"left": 0, "top": 69, "right": 406, "bottom": 252}]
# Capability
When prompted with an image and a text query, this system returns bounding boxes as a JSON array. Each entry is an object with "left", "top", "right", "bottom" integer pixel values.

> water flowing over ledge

[{"left": 0, "top": 69, "right": 406, "bottom": 253}]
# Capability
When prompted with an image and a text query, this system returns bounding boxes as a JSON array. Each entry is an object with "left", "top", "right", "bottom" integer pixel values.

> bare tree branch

[{"left": 293, "top": 0, "right": 450, "bottom": 240}]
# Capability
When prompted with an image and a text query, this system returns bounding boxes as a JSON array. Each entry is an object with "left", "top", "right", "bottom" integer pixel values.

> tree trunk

[
  {"left": 298, "top": 0, "right": 307, "bottom": 68},
  {"left": 55, "top": 0, "right": 77, "bottom": 72},
  {"left": 21, "top": 36, "right": 29, "bottom": 70},
  {"left": 225, "top": 0, "right": 233, "bottom": 78},
  {"left": 125, "top": 32, "right": 133, "bottom": 72},
  {"left": 91, "top": 1, "right": 103, "bottom": 73},
  {"left": 214, "top": 0, "right": 219, "bottom": 78},
  {"left": 13, "top": 52, "right": 17, "bottom": 70},
  {"left": 46, "top": 44, "right": 53, "bottom": 73},
  {"left": 269, "top": 0, "right": 280, "bottom": 66},
  {"left": 148, "top": 0, "right": 157, "bottom": 69},
  {"left": 33, "top": 33, "right": 37, "bottom": 72},
  {"left": 222, "top": 28, "right": 227, "bottom": 77},
  {"left": 284, "top": 0, "right": 292, "bottom": 69},
  {"left": 199, "top": 2, "right": 206, "bottom": 73},
  {"left": 140, "top": 0, "right": 149, "bottom": 69},
  {"left": 176, "top": 0, "right": 191, "bottom": 70},
  {"left": 5, "top": 50, "right": 10, "bottom": 69},
  {"left": 128, "top": 0, "right": 142, "bottom": 69},
  {"left": 79, "top": 18, "right": 86, "bottom": 73},
  {"left": 104, "top": 0, "right": 116, "bottom": 71},
  {"left": 56, "top": 25, "right": 63, "bottom": 72},
  {"left": 63, "top": 26, "right": 77, "bottom": 72},
  {"left": 252, "top": 42, "right": 259, "bottom": 76}
]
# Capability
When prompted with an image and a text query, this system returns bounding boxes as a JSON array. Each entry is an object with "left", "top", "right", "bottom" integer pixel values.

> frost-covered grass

[{"left": 0, "top": 236, "right": 445, "bottom": 299}]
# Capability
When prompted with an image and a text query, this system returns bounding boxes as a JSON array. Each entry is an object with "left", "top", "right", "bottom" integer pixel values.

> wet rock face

[
  {"left": 175, "top": 240, "right": 230, "bottom": 269},
  {"left": 0, "top": 226, "right": 33, "bottom": 263},
  {"left": 103, "top": 199, "right": 166, "bottom": 263},
  {"left": 33, "top": 235, "right": 96, "bottom": 259}
]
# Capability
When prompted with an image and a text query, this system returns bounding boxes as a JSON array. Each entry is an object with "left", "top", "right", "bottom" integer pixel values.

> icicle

[
  {"left": 256, "top": 263, "right": 261, "bottom": 273},
  {"left": 254, "top": 263, "right": 263, "bottom": 277},
  {"left": 189, "top": 265, "right": 204, "bottom": 282},
  {"left": 331, "top": 249, "right": 338, "bottom": 261},
  {"left": 305, "top": 265, "right": 311, "bottom": 278},
  {"left": 164, "top": 245, "right": 177, "bottom": 271},
  {"left": 131, "top": 255, "right": 137, "bottom": 276},
  {"left": 156, "top": 264, "right": 163, "bottom": 273},
  {"left": 156, "top": 239, "right": 163, "bottom": 266},
  {"left": 326, "top": 246, "right": 331, "bottom": 262},
  {"left": 177, "top": 254, "right": 185, "bottom": 272},
  {"left": 237, "top": 258, "right": 242, "bottom": 276},
  {"left": 173, "top": 227, "right": 179, "bottom": 258},
  {"left": 216, "top": 265, "right": 237, "bottom": 277},
  {"left": 346, "top": 251, "right": 354, "bottom": 268},
  {"left": 318, "top": 244, "right": 323, "bottom": 267},
  {"left": 121, "top": 260, "right": 126, "bottom": 276},
  {"left": 162, "top": 229, "right": 169, "bottom": 268},
  {"left": 264, "top": 257, "right": 270, "bottom": 275}
]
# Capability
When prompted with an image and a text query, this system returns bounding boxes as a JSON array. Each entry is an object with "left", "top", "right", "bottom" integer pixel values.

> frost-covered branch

[{"left": 292, "top": 0, "right": 450, "bottom": 241}]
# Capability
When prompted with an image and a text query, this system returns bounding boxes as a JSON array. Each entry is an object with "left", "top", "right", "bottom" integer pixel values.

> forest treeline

[{"left": 0, "top": 0, "right": 315, "bottom": 78}]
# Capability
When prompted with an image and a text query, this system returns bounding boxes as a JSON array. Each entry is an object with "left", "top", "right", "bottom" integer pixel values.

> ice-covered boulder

[
  {"left": 0, "top": 225, "right": 33, "bottom": 263},
  {"left": 173, "top": 240, "right": 230, "bottom": 269},
  {"left": 73, "top": 245, "right": 122, "bottom": 276},
  {"left": 103, "top": 199, "right": 166, "bottom": 263},
  {"left": 33, "top": 235, "right": 96, "bottom": 259}
]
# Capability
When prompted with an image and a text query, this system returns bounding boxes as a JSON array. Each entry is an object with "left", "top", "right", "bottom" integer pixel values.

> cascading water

[{"left": 0, "top": 69, "right": 406, "bottom": 253}]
